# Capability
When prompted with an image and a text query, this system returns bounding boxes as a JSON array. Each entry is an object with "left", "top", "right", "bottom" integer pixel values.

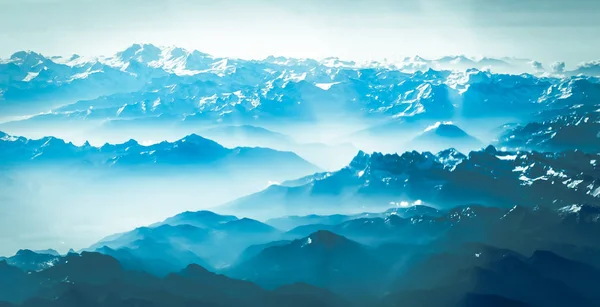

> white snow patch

[
  {"left": 31, "top": 152, "right": 43, "bottom": 159},
  {"left": 513, "top": 166, "right": 529, "bottom": 172},
  {"left": 285, "top": 71, "right": 307, "bottom": 82},
  {"left": 0, "top": 134, "right": 18, "bottom": 141},
  {"left": 315, "top": 82, "right": 340, "bottom": 90},
  {"left": 151, "top": 98, "right": 161, "bottom": 111},
  {"left": 496, "top": 155, "right": 517, "bottom": 161},
  {"left": 301, "top": 237, "right": 312, "bottom": 248},
  {"left": 424, "top": 121, "right": 454, "bottom": 132},
  {"left": 560, "top": 204, "right": 582, "bottom": 213},
  {"left": 547, "top": 168, "right": 568, "bottom": 178},
  {"left": 199, "top": 94, "right": 217, "bottom": 106},
  {"left": 567, "top": 180, "right": 584, "bottom": 189},
  {"left": 69, "top": 70, "right": 102, "bottom": 81},
  {"left": 589, "top": 186, "right": 600, "bottom": 197},
  {"left": 116, "top": 104, "right": 127, "bottom": 116},
  {"left": 500, "top": 205, "right": 518, "bottom": 220},
  {"left": 22, "top": 71, "right": 39, "bottom": 82},
  {"left": 519, "top": 175, "right": 547, "bottom": 186}
]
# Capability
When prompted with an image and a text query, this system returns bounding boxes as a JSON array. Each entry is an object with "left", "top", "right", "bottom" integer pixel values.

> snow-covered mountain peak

[
  {"left": 8, "top": 50, "right": 46, "bottom": 65},
  {"left": 117, "top": 43, "right": 162, "bottom": 63},
  {"left": 435, "top": 55, "right": 476, "bottom": 65}
]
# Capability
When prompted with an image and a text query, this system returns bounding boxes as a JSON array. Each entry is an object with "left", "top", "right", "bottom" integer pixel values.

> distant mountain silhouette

[
  {"left": 154, "top": 210, "right": 238, "bottom": 228},
  {"left": 0, "top": 132, "right": 319, "bottom": 178},
  {"left": 409, "top": 122, "right": 482, "bottom": 152},
  {"left": 229, "top": 230, "right": 387, "bottom": 299},
  {"left": 0, "top": 251, "right": 349, "bottom": 307},
  {"left": 92, "top": 214, "right": 282, "bottom": 269},
  {"left": 1, "top": 249, "right": 60, "bottom": 272}
]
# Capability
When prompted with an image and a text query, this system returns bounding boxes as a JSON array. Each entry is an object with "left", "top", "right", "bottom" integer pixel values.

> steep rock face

[
  {"left": 499, "top": 107, "right": 600, "bottom": 152},
  {"left": 497, "top": 79, "right": 600, "bottom": 152},
  {"left": 224, "top": 147, "right": 600, "bottom": 217}
]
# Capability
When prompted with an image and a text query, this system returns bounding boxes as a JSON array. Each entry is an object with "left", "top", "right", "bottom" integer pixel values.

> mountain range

[
  {"left": 222, "top": 146, "right": 600, "bottom": 218},
  {"left": 75, "top": 201, "right": 597, "bottom": 276},
  {"left": 90, "top": 211, "right": 282, "bottom": 271},
  {"left": 1, "top": 45, "right": 599, "bottom": 156},
  {"left": 3, "top": 43, "right": 600, "bottom": 307},
  {"left": 0, "top": 251, "right": 349, "bottom": 307},
  {"left": 0, "top": 131, "right": 319, "bottom": 176},
  {"left": 2, "top": 201, "right": 600, "bottom": 307}
]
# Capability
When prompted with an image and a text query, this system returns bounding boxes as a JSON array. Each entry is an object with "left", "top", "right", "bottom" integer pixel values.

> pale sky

[{"left": 1, "top": 0, "right": 599, "bottom": 64}]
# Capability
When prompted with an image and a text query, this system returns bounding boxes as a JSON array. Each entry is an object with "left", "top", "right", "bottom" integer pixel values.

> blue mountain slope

[
  {"left": 221, "top": 147, "right": 600, "bottom": 218},
  {"left": 0, "top": 131, "right": 320, "bottom": 176}
]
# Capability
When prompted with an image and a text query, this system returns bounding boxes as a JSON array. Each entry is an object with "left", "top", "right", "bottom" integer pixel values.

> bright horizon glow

[{"left": 1, "top": 0, "right": 599, "bottom": 67}]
